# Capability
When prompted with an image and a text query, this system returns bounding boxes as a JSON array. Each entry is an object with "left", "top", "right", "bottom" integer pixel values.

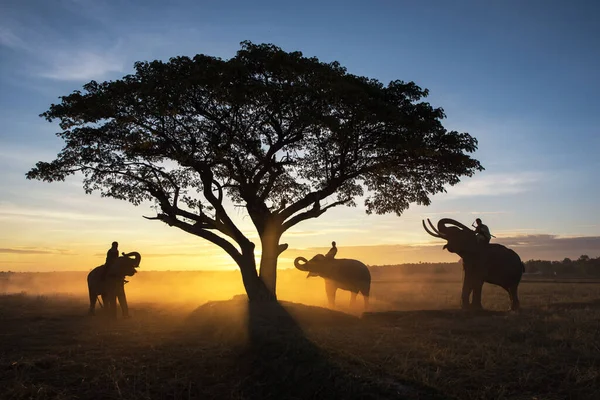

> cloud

[
  {"left": 92, "top": 252, "right": 207, "bottom": 258},
  {"left": 467, "top": 211, "right": 509, "bottom": 215},
  {"left": 0, "top": 24, "right": 125, "bottom": 81},
  {"left": 0, "top": 27, "right": 28, "bottom": 49},
  {"left": 38, "top": 49, "right": 125, "bottom": 81},
  {"left": 419, "top": 211, "right": 461, "bottom": 216},
  {"left": 282, "top": 234, "right": 600, "bottom": 266},
  {"left": 285, "top": 228, "right": 369, "bottom": 237},
  {"left": 0, "top": 205, "right": 128, "bottom": 222},
  {"left": 0, "top": 247, "right": 77, "bottom": 255},
  {"left": 0, "top": 141, "right": 61, "bottom": 166},
  {"left": 443, "top": 172, "right": 544, "bottom": 198}
]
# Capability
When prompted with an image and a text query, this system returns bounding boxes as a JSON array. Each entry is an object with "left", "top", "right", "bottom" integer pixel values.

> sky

[{"left": 1, "top": 0, "right": 599, "bottom": 272}]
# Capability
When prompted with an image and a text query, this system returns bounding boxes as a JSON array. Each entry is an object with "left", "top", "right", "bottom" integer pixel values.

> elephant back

[
  {"left": 475, "top": 243, "right": 524, "bottom": 286},
  {"left": 324, "top": 259, "right": 371, "bottom": 294}
]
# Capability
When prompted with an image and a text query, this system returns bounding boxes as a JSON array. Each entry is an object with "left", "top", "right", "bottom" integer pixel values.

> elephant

[
  {"left": 294, "top": 254, "right": 371, "bottom": 309},
  {"left": 423, "top": 218, "right": 524, "bottom": 311},
  {"left": 87, "top": 251, "right": 141, "bottom": 317}
]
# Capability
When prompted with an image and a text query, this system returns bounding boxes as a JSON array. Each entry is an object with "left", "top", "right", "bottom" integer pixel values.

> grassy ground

[{"left": 1, "top": 273, "right": 600, "bottom": 399}]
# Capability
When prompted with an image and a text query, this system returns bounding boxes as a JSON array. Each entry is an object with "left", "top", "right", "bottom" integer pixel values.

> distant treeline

[
  {"left": 1, "top": 255, "right": 599, "bottom": 278},
  {"left": 524, "top": 255, "right": 600, "bottom": 277},
  {"left": 368, "top": 255, "right": 600, "bottom": 278}
]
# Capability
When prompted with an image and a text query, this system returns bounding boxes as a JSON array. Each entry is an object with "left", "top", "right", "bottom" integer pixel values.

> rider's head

[
  {"left": 475, "top": 218, "right": 482, "bottom": 225},
  {"left": 332, "top": 241, "right": 336, "bottom": 247},
  {"left": 112, "top": 241, "right": 119, "bottom": 248}
]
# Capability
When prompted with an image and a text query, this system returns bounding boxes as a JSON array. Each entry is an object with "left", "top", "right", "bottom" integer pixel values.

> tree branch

[
  {"left": 281, "top": 197, "right": 353, "bottom": 232},
  {"left": 144, "top": 213, "right": 245, "bottom": 264},
  {"left": 196, "top": 167, "right": 251, "bottom": 246}
]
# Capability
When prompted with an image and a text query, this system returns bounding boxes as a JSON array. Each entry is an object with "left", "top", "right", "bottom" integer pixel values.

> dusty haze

[{"left": 0, "top": 266, "right": 465, "bottom": 313}]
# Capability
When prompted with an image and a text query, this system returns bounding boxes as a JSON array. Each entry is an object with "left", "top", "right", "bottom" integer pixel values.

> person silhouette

[
  {"left": 325, "top": 241, "right": 337, "bottom": 259},
  {"left": 473, "top": 219, "right": 491, "bottom": 245},
  {"left": 102, "top": 241, "right": 119, "bottom": 278}
]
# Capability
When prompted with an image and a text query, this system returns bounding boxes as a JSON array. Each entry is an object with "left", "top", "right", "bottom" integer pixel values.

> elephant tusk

[
  {"left": 422, "top": 220, "right": 443, "bottom": 238},
  {"left": 427, "top": 218, "right": 445, "bottom": 237},
  {"left": 438, "top": 218, "right": 471, "bottom": 233}
]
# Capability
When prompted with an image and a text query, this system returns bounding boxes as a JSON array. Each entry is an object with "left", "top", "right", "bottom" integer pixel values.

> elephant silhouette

[
  {"left": 423, "top": 218, "right": 524, "bottom": 311},
  {"left": 87, "top": 251, "right": 141, "bottom": 317},
  {"left": 294, "top": 254, "right": 371, "bottom": 310}
]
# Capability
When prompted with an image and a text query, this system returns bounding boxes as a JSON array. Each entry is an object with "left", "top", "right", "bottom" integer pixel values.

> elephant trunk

[
  {"left": 123, "top": 251, "right": 141, "bottom": 267},
  {"left": 294, "top": 257, "right": 309, "bottom": 271}
]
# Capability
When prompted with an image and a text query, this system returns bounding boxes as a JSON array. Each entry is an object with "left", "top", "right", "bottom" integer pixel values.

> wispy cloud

[
  {"left": 0, "top": 25, "right": 125, "bottom": 81},
  {"left": 443, "top": 172, "right": 544, "bottom": 198},
  {"left": 38, "top": 48, "right": 125, "bottom": 81},
  {"left": 0, "top": 203, "right": 129, "bottom": 222},
  {"left": 0, "top": 27, "right": 28, "bottom": 49},
  {"left": 419, "top": 211, "right": 461, "bottom": 216},
  {"left": 283, "top": 234, "right": 600, "bottom": 266},
  {"left": 284, "top": 228, "right": 369, "bottom": 237},
  {"left": 0, "top": 247, "right": 77, "bottom": 255},
  {"left": 92, "top": 252, "right": 207, "bottom": 258},
  {"left": 467, "top": 211, "right": 509, "bottom": 215},
  {"left": 0, "top": 142, "right": 62, "bottom": 166}
]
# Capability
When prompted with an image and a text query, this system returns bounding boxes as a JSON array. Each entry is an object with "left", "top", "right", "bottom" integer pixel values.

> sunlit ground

[{"left": 2, "top": 270, "right": 600, "bottom": 399}]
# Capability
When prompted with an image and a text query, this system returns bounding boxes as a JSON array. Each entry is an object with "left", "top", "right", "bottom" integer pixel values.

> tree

[{"left": 27, "top": 41, "right": 483, "bottom": 301}]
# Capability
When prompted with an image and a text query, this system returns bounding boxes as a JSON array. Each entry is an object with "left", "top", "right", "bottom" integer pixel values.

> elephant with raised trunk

[
  {"left": 423, "top": 218, "right": 524, "bottom": 311},
  {"left": 294, "top": 254, "right": 371, "bottom": 309},
  {"left": 87, "top": 251, "right": 141, "bottom": 317}
]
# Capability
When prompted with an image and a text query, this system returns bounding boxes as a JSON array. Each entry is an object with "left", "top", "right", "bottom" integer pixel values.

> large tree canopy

[{"left": 27, "top": 41, "right": 483, "bottom": 301}]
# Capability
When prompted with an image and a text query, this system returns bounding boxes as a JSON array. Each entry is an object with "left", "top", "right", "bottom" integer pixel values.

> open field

[{"left": 1, "top": 270, "right": 600, "bottom": 399}]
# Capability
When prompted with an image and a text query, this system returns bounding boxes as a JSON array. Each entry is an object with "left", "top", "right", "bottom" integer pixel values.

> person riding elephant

[
  {"left": 102, "top": 241, "right": 120, "bottom": 279},
  {"left": 473, "top": 218, "right": 491, "bottom": 245},
  {"left": 325, "top": 241, "right": 337, "bottom": 259}
]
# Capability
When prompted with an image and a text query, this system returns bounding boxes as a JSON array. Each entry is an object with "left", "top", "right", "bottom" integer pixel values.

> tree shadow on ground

[{"left": 183, "top": 295, "right": 451, "bottom": 400}]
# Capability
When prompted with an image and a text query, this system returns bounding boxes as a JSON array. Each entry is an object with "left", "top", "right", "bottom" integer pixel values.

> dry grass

[{"left": 1, "top": 271, "right": 600, "bottom": 399}]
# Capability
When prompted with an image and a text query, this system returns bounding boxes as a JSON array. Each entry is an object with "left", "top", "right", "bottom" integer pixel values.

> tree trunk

[
  {"left": 258, "top": 223, "right": 283, "bottom": 297},
  {"left": 239, "top": 259, "right": 276, "bottom": 302}
]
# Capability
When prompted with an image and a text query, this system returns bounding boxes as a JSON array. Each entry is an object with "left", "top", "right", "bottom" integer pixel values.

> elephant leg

[
  {"left": 325, "top": 280, "right": 337, "bottom": 308},
  {"left": 117, "top": 282, "right": 129, "bottom": 317},
  {"left": 104, "top": 281, "right": 118, "bottom": 318},
  {"left": 102, "top": 293, "right": 112, "bottom": 316},
  {"left": 350, "top": 292, "right": 357, "bottom": 308},
  {"left": 88, "top": 290, "right": 97, "bottom": 316},
  {"left": 110, "top": 295, "right": 118, "bottom": 318},
  {"left": 507, "top": 285, "right": 520, "bottom": 311},
  {"left": 460, "top": 279, "right": 472, "bottom": 310},
  {"left": 471, "top": 281, "right": 484, "bottom": 310}
]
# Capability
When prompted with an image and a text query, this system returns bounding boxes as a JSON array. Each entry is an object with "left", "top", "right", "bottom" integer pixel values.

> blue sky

[{"left": 1, "top": 0, "right": 599, "bottom": 271}]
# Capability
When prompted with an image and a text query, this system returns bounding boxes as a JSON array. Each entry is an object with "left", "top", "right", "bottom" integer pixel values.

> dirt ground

[{"left": 1, "top": 270, "right": 599, "bottom": 399}]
